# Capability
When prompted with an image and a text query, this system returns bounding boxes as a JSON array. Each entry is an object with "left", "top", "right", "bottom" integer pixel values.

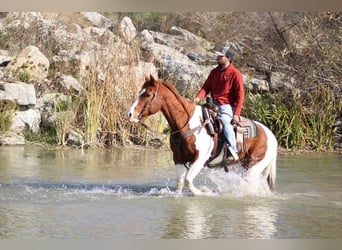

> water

[{"left": 0, "top": 146, "right": 341, "bottom": 239}]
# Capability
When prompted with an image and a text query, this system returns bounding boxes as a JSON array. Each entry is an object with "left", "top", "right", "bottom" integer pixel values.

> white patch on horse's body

[
  {"left": 246, "top": 121, "right": 277, "bottom": 192},
  {"left": 176, "top": 105, "right": 215, "bottom": 196}
]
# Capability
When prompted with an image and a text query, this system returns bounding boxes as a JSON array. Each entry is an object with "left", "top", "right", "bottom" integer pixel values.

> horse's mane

[
  {"left": 160, "top": 80, "right": 186, "bottom": 103},
  {"left": 159, "top": 79, "right": 194, "bottom": 115}
]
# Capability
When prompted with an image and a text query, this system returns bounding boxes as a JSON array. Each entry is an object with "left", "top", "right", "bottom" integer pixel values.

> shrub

[{"left": 0, "top": 101, "right": 16, "bottom": 132}]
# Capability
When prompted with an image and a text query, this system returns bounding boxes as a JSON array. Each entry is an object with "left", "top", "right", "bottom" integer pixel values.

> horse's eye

[
  {"left": 138, "top": 89, "right": 151, "bottom": 97},
  {"left": 142, "top": 92, "right": 151, "bottom": 97}
]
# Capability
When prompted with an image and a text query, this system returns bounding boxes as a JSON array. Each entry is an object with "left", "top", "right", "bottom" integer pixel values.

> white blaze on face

[{"left": 127, "top": 88, "right": 146, "bottom": 122}]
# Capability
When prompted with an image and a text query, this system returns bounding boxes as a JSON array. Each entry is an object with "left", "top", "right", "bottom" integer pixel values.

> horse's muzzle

[{"left": 127, "top": 110, "right": 140, "bottom": 123}]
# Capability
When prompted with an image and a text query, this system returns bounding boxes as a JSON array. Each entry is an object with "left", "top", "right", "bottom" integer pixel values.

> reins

[{"left": 138, "top": 121, "right": 162, "bottom": 135}]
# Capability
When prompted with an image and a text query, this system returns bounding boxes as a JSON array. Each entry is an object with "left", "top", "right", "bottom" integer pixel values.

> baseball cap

[{"left": 215, "top": 47, "right": 234, "bottom": 60}]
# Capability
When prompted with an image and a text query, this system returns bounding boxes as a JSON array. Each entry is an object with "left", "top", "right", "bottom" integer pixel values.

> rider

[{"left": 194, "top": 47, "right": 245, "bottom": 161}]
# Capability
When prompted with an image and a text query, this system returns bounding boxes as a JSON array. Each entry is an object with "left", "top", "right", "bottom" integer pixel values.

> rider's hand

[
  {"left": 193, "top": 97, "right": 200, "bottom": 104},
  {"left": 231, "top": 115, "right": 239, "bottom": 125}
]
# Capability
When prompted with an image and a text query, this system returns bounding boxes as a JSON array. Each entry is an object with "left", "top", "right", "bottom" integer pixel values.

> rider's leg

[{"left": 218, "top": 104, "right": 238, "bottom": 160}]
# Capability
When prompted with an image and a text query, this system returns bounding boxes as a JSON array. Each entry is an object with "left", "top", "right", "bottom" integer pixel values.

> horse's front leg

[
  {"left": 185, "top": 160, "right": 212, "bottom": 196},
  {"left": 175, "top": 164, "right": 187, "bottom": 195}
]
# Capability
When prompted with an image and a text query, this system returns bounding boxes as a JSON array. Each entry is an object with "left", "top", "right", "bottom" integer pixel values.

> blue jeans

[{"left": 217, "top": 104, "right": 237, "bottom": 152}]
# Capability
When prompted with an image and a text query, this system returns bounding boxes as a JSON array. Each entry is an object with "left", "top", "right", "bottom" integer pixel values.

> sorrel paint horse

[{"left": 127, "top": 75, "right": 278, "bottom": 196}]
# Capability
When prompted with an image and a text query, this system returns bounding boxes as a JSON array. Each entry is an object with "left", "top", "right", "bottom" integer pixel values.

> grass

[
  {"left": 243, "top": 85, "right": 339, "bottom": 151},
  {"left": 0, "top": 101, "right": 16, "bottom": 132}
]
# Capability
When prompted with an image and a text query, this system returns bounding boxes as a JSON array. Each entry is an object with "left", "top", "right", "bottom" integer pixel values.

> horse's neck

[{"left": 160, "top": 86, "right": 195, "bottom": 133}]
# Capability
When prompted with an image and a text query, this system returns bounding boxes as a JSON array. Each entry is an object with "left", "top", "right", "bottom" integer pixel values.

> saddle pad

[
  {"left": 236, "top": 116, "right": 258, "bottom": 152},
  {"left": 237, "top": 116, "right": 258, "bottom": 138}
]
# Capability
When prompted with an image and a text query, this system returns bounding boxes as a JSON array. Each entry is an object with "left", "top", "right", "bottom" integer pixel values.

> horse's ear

[
  {"left": 144, "top": 74, "right": 150, "bottom": 82},
  {"left": 144, "top": 74, "right": 157, "bottom": 81},
  {"left": 150, "top": 74, "right": 156, "bottom": 84},
  {"left": 145, "top": 74, "right": 158, "bottom": 87}
]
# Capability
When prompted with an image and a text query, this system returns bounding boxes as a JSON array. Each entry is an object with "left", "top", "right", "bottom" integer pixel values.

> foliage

[
  {"left": 53, "top": 97, "right": 76, "bottom": 146},
  {"left": 24, "top": 127, "right": 57, "bottom": 146},
  {"left": 17, "top": 69, "right": 31, "bottom": 82},
  {"left": 0, "top": 101, "right": 16, "bottom": 131},
  {"left": 243, "top": 84, "right": 339, "bottom": 150}
]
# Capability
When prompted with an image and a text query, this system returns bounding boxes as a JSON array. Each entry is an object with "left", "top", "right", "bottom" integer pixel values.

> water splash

[
  {"left": 206, "top": 167, "right": 272, "bottom": 197},
  {"left": 0, "top": 181, "right": 180, "bottom": 201}
]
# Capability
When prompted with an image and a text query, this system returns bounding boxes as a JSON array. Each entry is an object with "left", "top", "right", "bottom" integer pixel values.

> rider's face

[{"left": 216, "top": 55, "right": 229, "bottom": 66}]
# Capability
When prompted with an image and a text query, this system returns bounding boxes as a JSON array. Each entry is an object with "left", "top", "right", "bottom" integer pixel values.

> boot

[{"left": 228, "top": 145, "right": 239, "bottom": 161}]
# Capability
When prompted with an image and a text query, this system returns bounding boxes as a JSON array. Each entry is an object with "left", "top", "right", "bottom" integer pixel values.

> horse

[{"left": 127, "top": 75, "right": 278, "bottom": 196}]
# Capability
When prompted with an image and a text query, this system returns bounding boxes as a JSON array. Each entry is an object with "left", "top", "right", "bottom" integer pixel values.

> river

[{"left": 0, "top": 146, "right": 341, "bottom": 239}]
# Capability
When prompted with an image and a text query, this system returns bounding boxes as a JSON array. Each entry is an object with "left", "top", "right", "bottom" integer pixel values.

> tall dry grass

[{"left": 74, "top": 43, "right": 166, "bottom": 147}]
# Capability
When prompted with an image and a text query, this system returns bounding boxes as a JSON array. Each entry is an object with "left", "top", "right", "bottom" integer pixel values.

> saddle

[{"left": 201, "top": 103, "right": 258, "bottom": 168}]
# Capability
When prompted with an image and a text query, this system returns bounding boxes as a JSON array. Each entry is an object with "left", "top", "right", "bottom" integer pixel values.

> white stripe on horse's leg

[
  {"left": 184, "top": 131, "right": 214, "bottom": 196},
  {"left": 175, "top": 164, "right": 187, "bottom": 194},
  {"left": 185, "top": 161, "right": 206, "bottom": 196}
]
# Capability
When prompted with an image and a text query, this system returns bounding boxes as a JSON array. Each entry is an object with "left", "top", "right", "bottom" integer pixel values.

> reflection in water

[
  {"left": 182, "top": 201, "right": 210, "bottom": 239},
  {"left": 242, "top": 204, "right": 277, "bottom": 239},
  {"left": 162, "top": 198, "right": 278, "bottom": 239},
  {"left": 0, "top": 147, "right": 341, "bottom": 239},
  {"left": 162, "top": 199, "right": 210, "bottom": 239}
]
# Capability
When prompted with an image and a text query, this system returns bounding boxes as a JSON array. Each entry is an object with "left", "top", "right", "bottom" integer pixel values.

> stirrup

[{"left": 228, "top": 146, "right": 239, "bottom": 161}]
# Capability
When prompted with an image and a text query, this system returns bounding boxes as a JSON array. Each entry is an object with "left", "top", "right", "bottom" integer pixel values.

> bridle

[
  {"left": 136, "top": 81, "right": 196, "bottom": 136},
  {"left": 137, "top": 83, "right": 160, "bottom": 120}
]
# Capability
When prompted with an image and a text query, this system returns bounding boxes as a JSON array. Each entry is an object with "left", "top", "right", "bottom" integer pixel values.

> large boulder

[
  {"left": 115, "top": 16, "right": 137, "bottom": 43},
  {"left": 10, "top": 109, "right": 41, "bottom": 133},
  {"left": 81, "top": 12, "right": 113, "bottom": 29},
  {"left": 0, "top": 82, "right": 36, "bottom": 106},
  {"left": 5, "top": 46, "right": 49, "bottom": 80}
]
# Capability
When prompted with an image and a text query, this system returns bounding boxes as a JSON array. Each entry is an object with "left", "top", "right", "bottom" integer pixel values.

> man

[{"left": 194, "top": 47, "right": 244, "bottom": 161}]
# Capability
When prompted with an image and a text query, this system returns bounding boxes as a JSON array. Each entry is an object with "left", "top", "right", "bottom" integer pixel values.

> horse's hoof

[{"left": 201, "top": 186, "right": 215, "bottom": 196}]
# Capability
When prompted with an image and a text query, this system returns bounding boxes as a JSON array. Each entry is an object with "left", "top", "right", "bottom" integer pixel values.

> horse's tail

[
  {"left": 267, "top": 135, "right": 278, "bottom": 192},
  {"left": 267, "top": 152, "right": 277, "bottom": 191}
]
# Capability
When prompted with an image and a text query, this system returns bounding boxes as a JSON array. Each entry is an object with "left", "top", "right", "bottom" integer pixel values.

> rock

[
  {"left": 36, "top": 93, "right": 72, "bottom": 129},
  {"left": 0, "top": 50, "right": 13, "bottom": 67},
  {"left": 0, "top": 82, "right": 36, "bottom": 106},
  {"left": 54, "top": 23, "right": 92, "bottom": 51},
  {"left": 10, "top": 109, "right": 41, "bottom": 133},
  {"left": 81, "top": 12, "right": 113, "bottom": 30},
  {"left": 83, "top": 27, "right": 118, "bottom": 47},
  {"left": 53, "top": 74, "right": 83, "bottom": 93},
  {"left": 66, "top": 129, "right": 85, "bottom": 147},
  {"left": 243, "top": 75, "right": 270, "bottom": 92},
  {"left": 271, "top": 72, "right": 300, "bottom": 98},
  {"left": 6, "top": 45, "right": 49, "bottom": 80},
  {"left": 116, "top": 16, "right": 137, "bottom": 43},
  {"left": 0, "top": 132, "right": 25, "bottom": 145},
  {"left": 169, "top": 26, "right": 214, "bottom": 52},
  {"left": 71, "top": 50, "right": 94, "bottom": 80},
  {"left": 147, "top": 42, "right": 211, "bottom": 94}
]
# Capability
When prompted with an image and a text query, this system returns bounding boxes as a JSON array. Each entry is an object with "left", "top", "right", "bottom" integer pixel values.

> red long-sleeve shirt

[{"left": 196, "top": 64, "right": 244, "bottom": 116}]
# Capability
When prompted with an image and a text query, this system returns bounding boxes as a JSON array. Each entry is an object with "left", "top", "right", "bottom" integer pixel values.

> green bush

[{"left": 0, "top": 102, "right": 16, "bottom": 132}]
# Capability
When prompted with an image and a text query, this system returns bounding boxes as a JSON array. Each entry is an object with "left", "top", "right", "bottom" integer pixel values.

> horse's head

[{"left": 127, "top": 74, "right": 162, "bottom": 122}]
